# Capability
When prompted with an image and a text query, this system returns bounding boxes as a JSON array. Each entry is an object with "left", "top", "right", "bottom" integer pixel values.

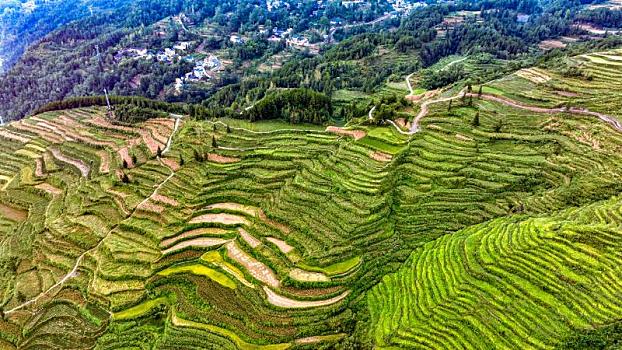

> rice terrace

[{"left": 3, "top": 0, "right": 622, "bottom": 349}]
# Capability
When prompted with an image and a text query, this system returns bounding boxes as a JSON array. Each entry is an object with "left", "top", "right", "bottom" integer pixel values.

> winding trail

[
  {"left": 406, "top": 73, "right": 416, "bottom": 96},
  {"left": 6, "top": 114, "right": 184, "bottom": 315},
  {"left": 368, "top": 105, "right": 376, "bottom": 120},
  {"left": 394, "top": 90, "right": 622, "bottom": 135}
]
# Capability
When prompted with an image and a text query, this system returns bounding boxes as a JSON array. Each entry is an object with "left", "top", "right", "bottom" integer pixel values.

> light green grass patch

[
  {"left": 217, "top": 118, "right": 325, "bottom": 132},
  {"left": 299, "top": 256, "right": 361, "bottom": 276},
  {"left": 158, "top": 264, "right": 237, "bottom": 289},
  {"left": 113, "top": 297, "right": 168, "bottom": 320}
]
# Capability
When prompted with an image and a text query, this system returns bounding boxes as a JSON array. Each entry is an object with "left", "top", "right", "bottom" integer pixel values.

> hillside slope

[{"left": 1, "top": 48, "right": 622, "bottom": 348}]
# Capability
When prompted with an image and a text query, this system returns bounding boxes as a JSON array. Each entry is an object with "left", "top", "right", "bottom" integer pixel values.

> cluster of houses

[
  {"left": 175, "top": 54, "right": 222, "bottom": 93},
  {"left": 115, "top": 42, "right": 193, "bottom": 64},
  {"left": 386, "top": 0, "right": 426, "bottom": 13}
]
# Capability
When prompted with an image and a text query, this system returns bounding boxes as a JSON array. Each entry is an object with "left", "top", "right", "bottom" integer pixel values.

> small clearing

[
  {"left": 539, "top": 39, "right": 566, "bottom": 50},
  {"left": 226, "top": 241, "right": 280, "bottom": 288},
  {"left": 190, "top": 213, "right": 250, "bottom": 226},
  {"left": 325, "top": 126, "right": 366, "bottom": 140},
  {"left": 263, "top": 287, "right": 349, "bottom": 308}
]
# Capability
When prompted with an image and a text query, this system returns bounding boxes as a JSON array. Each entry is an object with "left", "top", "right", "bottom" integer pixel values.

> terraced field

[{"left": 2, "top": 48, "right": 622, "bottom": 349}]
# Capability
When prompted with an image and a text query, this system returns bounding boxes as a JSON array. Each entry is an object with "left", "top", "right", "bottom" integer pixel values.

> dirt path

[
  {"left": 368, "top": 105, "right": 376, "bottom": 121},
  {"left": 397, "top": 90, "right": 622, "bottom": 134},
  {"left": 406, "top": 73, "right": 415, "bottom": 96}
]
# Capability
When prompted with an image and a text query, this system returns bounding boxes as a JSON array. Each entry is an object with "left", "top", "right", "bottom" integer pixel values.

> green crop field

[{"left": 2, "top": 48, "right": 622, "bottom": 349}]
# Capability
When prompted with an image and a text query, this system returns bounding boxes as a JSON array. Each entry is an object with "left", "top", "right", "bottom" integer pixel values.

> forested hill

[
  {"left": 0, "top": 0, "right": 136, "bottom": 73},
  {"left": 2, "top": 0, "right": 622, "bottom": 123}
]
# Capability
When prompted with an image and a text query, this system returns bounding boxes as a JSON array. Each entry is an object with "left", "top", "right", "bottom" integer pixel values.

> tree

[
  {"left": 121, "top": 172, "right": 130, "bottom": 184},
  {"left": 179, "top": 155, "right": 185, "bottom": 166},
  {"left": 472, "top": 111, "right": 480, "bottom": 126},
  {"left": 448, "top": 100, "right": 453, "bottom": 111},
  {"left": 478, "top": 85, "right": 483, "bottom": 97},
  {"left": 226, "top": 124, "right": 231, "bottom": 133},
  {"left": 212, "top": 136, "right": 218, "bottom": 148},
  {"left": 131, "top": 153, "right": 138, "bottom": 165},
  {"left": 122, "top": 159, "right": 128, "bottom": 169},
  {"left": 156, "top": 146, "right": 162, "bottom": 158}
]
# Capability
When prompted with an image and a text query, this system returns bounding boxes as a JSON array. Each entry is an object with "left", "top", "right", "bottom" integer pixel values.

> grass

[
  {"left": 158, "top": 264, "right": 237, "bottom": 289},
  {"left": 3, "top": 46, "right": 622, "bottom": 349},
  {"left": 298, "top": 256, "right": 362, "bottom": 276},
  {"left": 113, "top": 297, "right": 169, "bottom": 320}
]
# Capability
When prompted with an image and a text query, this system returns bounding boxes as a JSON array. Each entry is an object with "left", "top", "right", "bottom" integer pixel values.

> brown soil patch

[
  {"left": 137, "top": 200, "right": 165, "bottom": 214},
  {"left": 263, "top": 287, "right": 349, "bottom": 308},
  {"left": 50, "top": 148, "right": 90, "bottom": 177},
  {"left": 189, "top": 213, "right": 249, "bottom": 226},
  {"left": 0, "top": 203, "right": 27, "bottom": 222},
  {"left": 34, "top": 158, "right": 45, "bottom": 177},
  {"left": 238, "top": 228, "right": 261, "bottom": 248},
  {"left": 207, "top": 153, "right": 240, "bottom": 164},
  {"left": 161, "top": 228, "right": 229, "bottom": 248},
  {"left": 35, "top": 183, "right": 62, "bottom": 196},
  {"left": 161, "top": 238, "right": 229, "bottom": 255},
  {"left": 394, "top": 118, "right": 411, "bottom": 129},
  {"left": 325, "top": 126, "right": 366, "bottom": 140},
  {"left": 97, "top": 150, "right": 110, "bottom": 174},
  {"left": 289, "top": 268, "right": 329, "bottom": 282},
  {"left": 152, "top": 194, "right": 179, "bottom": 207},
  {"left": 118, "top": 147, "right": 134, "bottom": 168},
  {"left": 226, "top": 242, "right": 280, "bottom": 288},
  {"left": 369, "top": 151, "right": 392, "bottom": 162},
  {"left": 161, "top": 157, "right": 180, "bottom": 171},
  {"left": 266, "top": 237, "right": 294, "bottom": 254}
]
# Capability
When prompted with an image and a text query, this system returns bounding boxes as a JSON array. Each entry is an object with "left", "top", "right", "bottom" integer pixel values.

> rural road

[{"left": 398, "top": 90, "right": 622, "bottom": 134}]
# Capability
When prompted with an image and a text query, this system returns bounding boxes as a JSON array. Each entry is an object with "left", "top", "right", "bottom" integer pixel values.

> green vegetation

[{"left": 4, "top": 2, "right": 622, "bottom": 347}]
